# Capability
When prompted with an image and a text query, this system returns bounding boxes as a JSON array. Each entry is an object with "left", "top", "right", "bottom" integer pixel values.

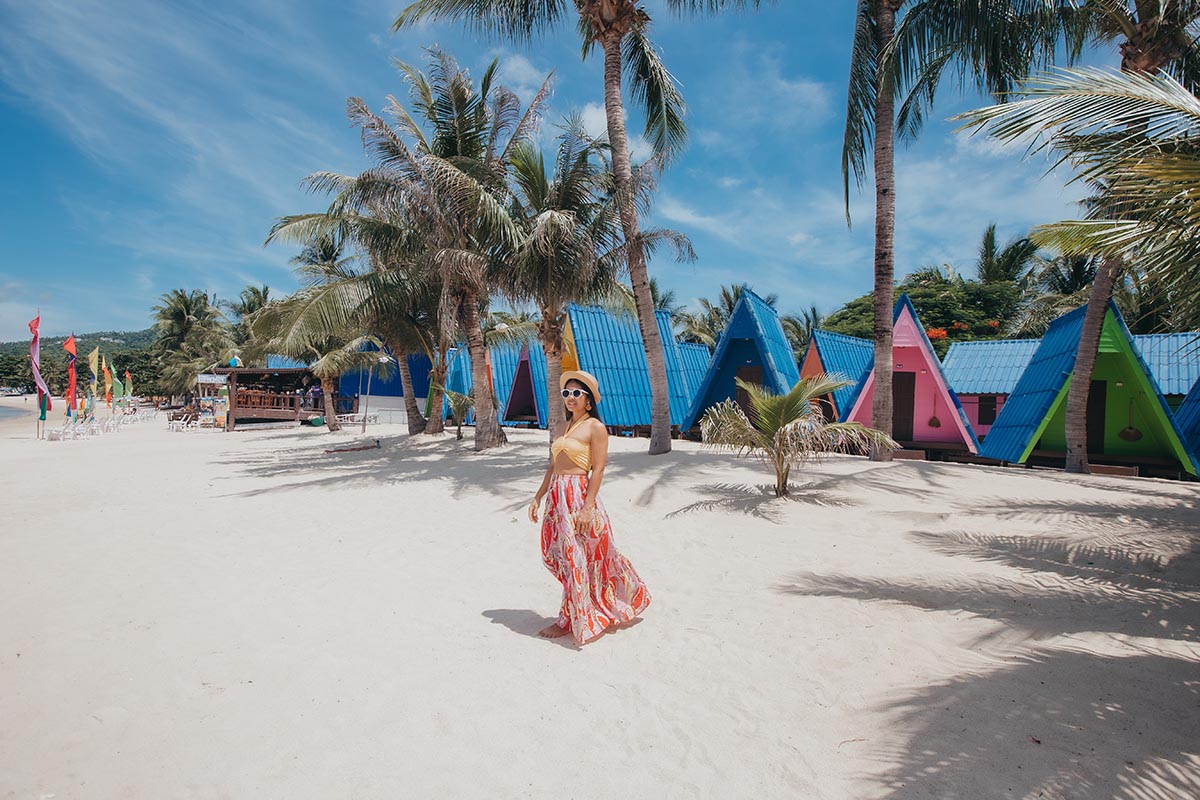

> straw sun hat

[{"left": 559, "top": 370, "right": 601, "bottom": 404}]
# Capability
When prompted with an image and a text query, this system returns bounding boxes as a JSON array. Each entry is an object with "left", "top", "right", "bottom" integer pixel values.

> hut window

[{"left": 978, "top": 395, "right": 997, "bottom": 425}]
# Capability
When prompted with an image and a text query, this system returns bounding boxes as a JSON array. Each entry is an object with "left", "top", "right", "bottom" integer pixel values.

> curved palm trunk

[
  {"left": 869, "top": 1, "right": 901, "bottom": 461},
  {"left": 425, "top": 369, "right": 446, "bottom": 434},
  {"left": 541, "top": 312, "right": 566, "bottom": 442},
  {"left": 462, "top": 295, "right": 507, "bottom": 451},
  {"left": 1064, "top": 257, "right": 1118, "bottom": 473},
  {"left": 320, "top": 375, "right": 342, "bottom": 432},
  {"left": 601, "top": 33, "right": 672, "bottom": 455},
  {"left": 1064, "top": 25, "right": 1176, "bottom": 473},
  {"left": 393, "top": 348, "right": 427, "bottom": 435}
]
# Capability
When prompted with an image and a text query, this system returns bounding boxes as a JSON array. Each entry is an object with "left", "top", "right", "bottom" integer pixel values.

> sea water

[{"left": 0, "top": 405, "right": 30, "bottom": 420}]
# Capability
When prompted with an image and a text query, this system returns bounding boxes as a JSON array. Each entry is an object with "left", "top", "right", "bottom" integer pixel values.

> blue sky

[{"left": 0, "top": 0, "right": 1088, "bottom": 341}]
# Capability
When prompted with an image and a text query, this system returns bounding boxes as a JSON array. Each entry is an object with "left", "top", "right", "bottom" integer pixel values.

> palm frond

[{"left": 622, "top": 27, "right": 688, "bottom": 161}]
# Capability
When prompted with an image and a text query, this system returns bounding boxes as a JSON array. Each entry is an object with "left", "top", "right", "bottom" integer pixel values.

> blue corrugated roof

[
  {"left": 528, "top": 340, "right": 549, "bottom": 428},
  {"left": 683, "top": 289, "right": 800, "bottom": 430},
  {"left": 1133, "top": 333, "right": 1200, "bottom": 396},
  {"left": 656, "top": 310, "right": 693, "bottom": 426},
  {"left": 567, "top": 305, "right": 654, "bottom": 428},
  {"left": 679, "top": 342, "right": 712, "bottom": 405},
  {"left": 1177, "top": 378, "right": 1200, "bottom": 454},
  {"left": 266, "top": 355, "right": 310, "bottom": 369},
  {"left": 941, "top": 339, "right": 1041, "bottom": 395},
  {"left": 978, "top": 308, "right": 1083, "bottom": 463},
  {"left": 442, "top": 346, "right": 474, "bottom": 424},
  {"left": 488, "top": 341, "right": 522, "bottom": 428},
  {"left": 809, "top": 330, "right": 873, "bottom": 413}
]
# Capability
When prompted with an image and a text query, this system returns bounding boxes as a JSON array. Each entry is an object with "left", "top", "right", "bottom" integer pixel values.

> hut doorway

[
  {"left": 893, "top": 371, "right": 916, "bottom": 441},
  {"left": 1087, "top": 379, "right": 1107, "bottom": 454},
  {"left": 736, "top": 365, "right": 763, "bottom": 414}
]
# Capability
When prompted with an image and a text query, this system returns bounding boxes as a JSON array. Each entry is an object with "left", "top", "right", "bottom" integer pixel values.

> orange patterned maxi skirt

[{"left": 540, "top": 475, "right": 650, "bottom": 645}]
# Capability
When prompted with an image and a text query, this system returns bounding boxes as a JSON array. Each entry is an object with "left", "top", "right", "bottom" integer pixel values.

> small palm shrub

[{"left": 701, "top": 375, "right": 898, "bottom": 497}]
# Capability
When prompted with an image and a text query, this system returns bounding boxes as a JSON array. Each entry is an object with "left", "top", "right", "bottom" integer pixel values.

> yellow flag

[{"left": 88, "top": 347, "right": 99, "bottom": 395}]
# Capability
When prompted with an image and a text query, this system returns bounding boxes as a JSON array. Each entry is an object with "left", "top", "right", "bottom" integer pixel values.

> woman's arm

[
  {"left": 581, "top": 420, "right": 609, "bottom": 514},
  {"left": 529, "top": 422, "right": 565, "bottom": 523}
]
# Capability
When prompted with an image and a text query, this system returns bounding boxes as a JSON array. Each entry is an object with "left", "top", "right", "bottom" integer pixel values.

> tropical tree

[
  {"left": 959, "top": 66, "right": 1200, "bottom": 471},
  {"left": 394, "top": 0, "right": 768, "bottom": 455},
  {"left": 270, "top": 50, "right": 546, "bottom": 448},
  {"left": 442, "top": 386, "right": 475, "bottom": 440},
  {"left": 701, "top": 375, "right": 898, "bottom": 497},
  {"left": 975, "top": 223, "right": 1039, "bottom": 284},
  {"left": 781, "top": 304, "right": 823, "bottom": 360},
  {"left": 151, "top": 288, "right": 233, "bottom": 396},
  {"left": 499, "top": 122, "right": 623, "bottom": 437}
]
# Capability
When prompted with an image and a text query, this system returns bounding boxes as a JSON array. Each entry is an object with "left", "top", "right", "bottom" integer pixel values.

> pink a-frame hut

[{"left": 844, "top": 295, "right": 980, "bottom": 453}]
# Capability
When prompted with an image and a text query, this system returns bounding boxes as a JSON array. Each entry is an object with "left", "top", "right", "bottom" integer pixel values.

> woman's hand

[
  {"left": 575, "top": 500, "right": 597, "bottom": 533},
  {"left": 528, "top": 497, "right": 541, "bottom": 523}
]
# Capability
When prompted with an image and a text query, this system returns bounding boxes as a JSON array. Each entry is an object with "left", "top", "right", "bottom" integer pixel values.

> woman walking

[{"left": 528, "top": 371, "right": 650, "bottom": 645}]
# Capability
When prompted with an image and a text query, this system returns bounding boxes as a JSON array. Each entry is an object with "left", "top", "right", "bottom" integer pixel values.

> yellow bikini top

[{"left": 551, "top": 418, "right": 592, "bottom": 471}]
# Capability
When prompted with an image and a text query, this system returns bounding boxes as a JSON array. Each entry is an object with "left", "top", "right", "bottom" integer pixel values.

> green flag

[
  {"left": 112, "top": 366, "right": 125, "bottom": 400},
  {"left": 39, "top": 391, "right": 49, "bottom": 421}
]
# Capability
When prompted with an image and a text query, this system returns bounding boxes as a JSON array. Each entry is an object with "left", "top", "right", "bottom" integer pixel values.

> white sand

[{"left": 1, "top": 399, "right": 1197, "bottom": 799}]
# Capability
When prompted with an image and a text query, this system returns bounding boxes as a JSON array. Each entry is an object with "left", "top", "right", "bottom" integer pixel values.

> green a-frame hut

[{"left": 979, "top": 303, "right": 1199, "bottom": 477}]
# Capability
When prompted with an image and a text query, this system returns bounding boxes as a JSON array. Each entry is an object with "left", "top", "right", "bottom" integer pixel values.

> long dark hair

[{"left": 562, "top": 379, "right": 603, "bottom": 423}]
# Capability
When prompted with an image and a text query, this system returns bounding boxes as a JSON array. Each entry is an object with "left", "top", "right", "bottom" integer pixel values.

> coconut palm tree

[
  {"left": 394, "top": 0, "right": 767, "bottom": 455},
  {"left": 781, "top": 304, "right": 823, "bottom": 361},
  {"left": 959, "top": 66, "right": 1200, "bottom": 471},
  {"left": 701, "top": 375, "right": 898, "bottom": 497},
  {"left": 499, "top": 121, "right": 626, "bottom": 438},
  {"left": 270, "top": 50, "right": 544, "bottom": 449},
  {"left": 976, "top": 223, "right": 1039, "bottom": 285},
  {"left": 152, "top": 289, "right": 227, "bottom": 352}
]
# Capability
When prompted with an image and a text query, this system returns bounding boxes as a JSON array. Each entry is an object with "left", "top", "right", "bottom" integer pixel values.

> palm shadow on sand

[
  {"left": 666, "top": 482, "right": 858, "bottom": 522},
  {"left": 779, "top": 492, "right": 1200, "bottom": 798}
]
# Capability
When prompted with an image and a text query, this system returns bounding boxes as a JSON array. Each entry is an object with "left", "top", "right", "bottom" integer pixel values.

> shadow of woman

[{"left": 481, "top": 609, "right": 579, "bottom": 649}]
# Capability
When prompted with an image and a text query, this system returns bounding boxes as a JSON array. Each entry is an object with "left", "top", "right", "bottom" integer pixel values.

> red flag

[
  {"left": 28, "top": 315, "right": 52, "bottom": 411},
  {"left": 64, "top": 335, "right": 77, "bottom": 416}
]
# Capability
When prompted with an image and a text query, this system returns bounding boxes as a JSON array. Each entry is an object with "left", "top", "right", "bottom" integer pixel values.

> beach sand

[{"left": 1, "top": 410, "right": 1197, "bottom": 798}]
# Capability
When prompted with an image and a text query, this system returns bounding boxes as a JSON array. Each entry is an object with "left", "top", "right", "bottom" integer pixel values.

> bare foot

[{"left": 538, "top": 623, "right": 570, "bottom": 639}]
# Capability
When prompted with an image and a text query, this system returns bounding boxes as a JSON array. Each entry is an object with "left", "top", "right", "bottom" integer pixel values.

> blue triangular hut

[
  {"left": 979, "top": 303, "right": 1199, "bottom": 476},
  {"left": 1177, "top": 377, "right": 1200, "bottom": 456},
  {"left": 682, "top": 289, "right": 800, "bottom": 430},
  {"left": 560, "top": 305, "right": 691, "bottom": 428},
  {"left": 502, "top": 340, "right": 550, "bottom": 427},
  {"left": 799, "top": 330, "right": 873, "bottom": 421},
  {"left": 678, "top": 342, "right": 713, "bottom": 407},
  {"left": 843, "top": 295, "right": 980, "bottom": 453},
  {"left": 442, "top": 342, "right": 524, "bottom": 427}
]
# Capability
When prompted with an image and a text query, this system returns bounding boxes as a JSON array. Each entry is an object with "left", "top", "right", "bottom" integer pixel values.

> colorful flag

[
  {"left": 103, "top": 355, "right": 113, "bottom": 405},
  {"left": 125, "top": 369, "right": 134, "bottom": 397},
  {"left": 112, "top": 366, "right": 125, "bottom": 400},
  {"left": 63, "top": 335, "right": 77, "bottom": 419},
  {"left": 28, "top": 315, "right": 52, "bottom": 413},
  {"left": 88, "top": 346, "right": 99, "bottom": 397},
  {"left": 39, "top": 391, "right": 49, "bottom": 421}
]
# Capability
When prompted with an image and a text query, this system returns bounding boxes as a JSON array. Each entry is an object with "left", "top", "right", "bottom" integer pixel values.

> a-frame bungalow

[
  {"left": 979, "top": 303, "right": 1199, "bottom": 477},
  {"left": 843, "top": 295, "right": 980, "bottom": 454},
  {"left": 1176, "top": 377, "right": 1200, "bottom": 457},
  {"left": 502, "top": 340, "right": 550, "bottom": 428},
  {"left": 682, "top": 289, "right": 800, "bottom": 430},
  {"left": 558, "top": 305, "right": 692, "bottom": 429},
  {"left": 799, "top": 330, "right": 873, "bottom": 421}
]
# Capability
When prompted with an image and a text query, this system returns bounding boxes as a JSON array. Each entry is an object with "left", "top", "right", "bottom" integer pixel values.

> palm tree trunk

[
  {"left": 542, "top": 312, "right": 565, "bottom": 441},
  {"left": 320, "top": 375, "right": 342, "bottom": 432},
  {"left": 601, "top": 32, "right": 672, "bottom": 455},
  {"left": 868, "top": 0, "right": 901, "bottom": 462},
  {"left": 1064, "top": 257, "right": 1118, "bottom": 473},
  {"left": 393, "top": 348, "right": 427, "bottom": 435},
  {"left": 1063, "top": 20, "right": 1174, "bottom": 472},
  {"left": 461, "top": 294, "right": 507, "bottom": 451},
  {"left": 425, "top": 365, "right": 446, "bottom": 435}
]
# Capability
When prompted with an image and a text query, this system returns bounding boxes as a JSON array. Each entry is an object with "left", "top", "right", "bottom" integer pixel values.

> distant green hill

[{"left": 0, "top": 328, "right": 157, "bottom": 358}]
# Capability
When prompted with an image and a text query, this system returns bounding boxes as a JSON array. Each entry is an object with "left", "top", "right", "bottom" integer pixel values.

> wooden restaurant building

[{"left": 212, "top": 365, "right": 354, "bottom": 431}]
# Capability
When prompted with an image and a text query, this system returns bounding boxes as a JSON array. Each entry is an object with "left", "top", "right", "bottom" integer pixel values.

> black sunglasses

[{"left": 560, "top": 388, "right": 590, "bottom": 399}]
